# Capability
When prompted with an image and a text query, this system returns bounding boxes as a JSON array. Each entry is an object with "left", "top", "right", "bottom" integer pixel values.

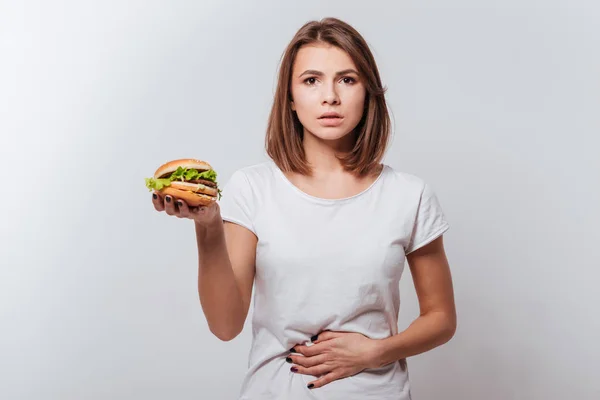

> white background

[{"left": 1, "top": 1, "right": 598, "bottom": 399}]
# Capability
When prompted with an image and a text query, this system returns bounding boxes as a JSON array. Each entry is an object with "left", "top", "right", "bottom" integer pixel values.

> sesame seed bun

[{"left": 154, "top": 159, "right": 213, "bottom": 179}]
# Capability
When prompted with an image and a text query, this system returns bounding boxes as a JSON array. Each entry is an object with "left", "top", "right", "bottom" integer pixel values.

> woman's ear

[{"left": 290, "top": 101, "right": 296, "bottom": 111}]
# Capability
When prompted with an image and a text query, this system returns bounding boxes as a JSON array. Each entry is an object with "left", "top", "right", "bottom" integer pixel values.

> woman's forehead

[{"left": 293, "top": 44, "right": 357, "bottom": 75}]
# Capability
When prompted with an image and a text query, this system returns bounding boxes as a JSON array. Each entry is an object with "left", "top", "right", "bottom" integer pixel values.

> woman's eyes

[{"left": 303, "top": 76, "right": 356, "bottom": 85}]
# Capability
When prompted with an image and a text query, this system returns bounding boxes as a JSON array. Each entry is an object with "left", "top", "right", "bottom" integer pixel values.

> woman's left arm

[{"left": 372, "top": 235, "right": 457, "bottom": 367}]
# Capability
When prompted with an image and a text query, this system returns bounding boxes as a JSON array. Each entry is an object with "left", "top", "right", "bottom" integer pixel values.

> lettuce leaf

[
  {"left": 145, "top": 167, "right": 222, "bottom": 200},
  {"left": 144, "top": 177, "right": 172, "bottom": 191},
  {"left": 169, "top": 166, "right": 217, "bottom": 183}
]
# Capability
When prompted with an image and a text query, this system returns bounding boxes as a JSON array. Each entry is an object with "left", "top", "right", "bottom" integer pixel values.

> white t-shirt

[{"left": 218, "top": 160, "right": 449, "bottom": 400}]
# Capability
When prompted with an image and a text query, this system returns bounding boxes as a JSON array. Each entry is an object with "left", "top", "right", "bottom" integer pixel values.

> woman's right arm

[
  {"left": 196, "top": 218, "right": 257, "bottom": 341},
  {"left": 152, "top": 193, "right": 257, "bottom": 341}
]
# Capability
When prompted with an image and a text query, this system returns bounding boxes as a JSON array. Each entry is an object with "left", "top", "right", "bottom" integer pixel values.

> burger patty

[{"left": 188, "top": 179, "right": 217, "bottom": 188}]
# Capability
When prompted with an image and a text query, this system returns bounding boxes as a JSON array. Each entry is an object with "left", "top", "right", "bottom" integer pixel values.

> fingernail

[
  {"left": 177, "top": 200, "right": 183, "bottom": 207},
  {"left": 291, "top": 367, "right": 298, "bottom": 372},
  {"left": 152, "top": 193, "right": 157, "bottom": 200},
  {"left": 308, "top": 383, "right": 314, "bottom": 389},
  {"left": 285, "top": 357, "right": 292, "bottom": 363},
  {"left": 166, "top": 196, "right": 171, "bottom": 202},
  {"left": 289, "top": 347, "right": 296, "bottom": 353},
  {"left": 311, "top": 334, "right": 318, "bottom": 342}
]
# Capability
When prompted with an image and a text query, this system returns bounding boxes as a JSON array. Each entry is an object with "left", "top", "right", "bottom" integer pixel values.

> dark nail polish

[
  {"left": 286, "top": 357, "right": 292, "bottom": 363},
  {"left": 308, "top": 383, "right": 314, "bottom": 389},
  {"left": 166, "top": 196, "right": 171, "bottom": 202},
  {"left": 177, "top": 200, "right": 183, "bottom": 207},
  {"left": 291, "top": 367, "right": 298, "bottom": 372},
  {"left": 311, "top": 334, "right": 318, "bottom": 342},
  {"left": 152, "top": 193, "right": 157, "bottom": 200},
  {"left": 289, "top": 347, "right": 296, "bottom": 352}
]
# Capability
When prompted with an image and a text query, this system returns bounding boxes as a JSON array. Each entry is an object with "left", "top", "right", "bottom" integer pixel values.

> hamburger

[{"left": 145, "top": 159, "right": 221, "bottom": 207}]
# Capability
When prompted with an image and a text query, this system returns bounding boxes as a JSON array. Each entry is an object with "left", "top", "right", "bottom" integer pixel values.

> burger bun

[{"left": 158, "top": 187, "right": 216, "bottom": 207}]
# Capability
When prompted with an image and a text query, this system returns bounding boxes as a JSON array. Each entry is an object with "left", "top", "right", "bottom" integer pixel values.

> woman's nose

[{"left": 322, "top": 83, "right": 340, "bottom": 105}]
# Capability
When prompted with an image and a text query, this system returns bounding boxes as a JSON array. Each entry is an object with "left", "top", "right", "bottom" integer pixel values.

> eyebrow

[{"left": 298, "top": 69, "right": 359, "bottom": 78}]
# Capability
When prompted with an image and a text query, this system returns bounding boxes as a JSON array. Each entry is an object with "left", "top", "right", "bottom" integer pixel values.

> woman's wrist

[
  {"left": 369, "top": 337, "right": 401, "bottom": 369},
  {"left": 195, "top": 218, "right": 224, "bottom": 248},
  {"left": 361, "top": 338, "right": 388, "bottom": 369}
]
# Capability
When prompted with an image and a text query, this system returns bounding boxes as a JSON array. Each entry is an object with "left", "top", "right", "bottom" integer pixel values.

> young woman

[{"left": 152, "top": 17, "right": 456, "bottom": 400}]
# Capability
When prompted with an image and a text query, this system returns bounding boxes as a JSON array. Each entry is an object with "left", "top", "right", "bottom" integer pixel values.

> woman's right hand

[{"left": 151, "top": 192, "right": 222, "bottom": 227}]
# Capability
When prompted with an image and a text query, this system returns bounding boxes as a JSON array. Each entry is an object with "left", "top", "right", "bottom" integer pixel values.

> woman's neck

[{"left": 302, "top": 131, "right": 355, "bottom": 176}]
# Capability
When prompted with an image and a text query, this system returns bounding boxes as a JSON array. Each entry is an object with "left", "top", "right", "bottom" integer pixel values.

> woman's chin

[{"left": 305, "top": 127, "right": 354, "bottom": 142}]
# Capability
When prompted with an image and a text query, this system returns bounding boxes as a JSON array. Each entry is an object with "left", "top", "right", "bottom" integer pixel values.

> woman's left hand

[{"left": 288, "top": 330, "right": 382, "bottom": 389}]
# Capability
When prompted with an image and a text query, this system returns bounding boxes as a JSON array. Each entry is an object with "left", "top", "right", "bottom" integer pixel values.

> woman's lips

[{"left": 318, "top": 116, "right": 344, "bottom": 127}]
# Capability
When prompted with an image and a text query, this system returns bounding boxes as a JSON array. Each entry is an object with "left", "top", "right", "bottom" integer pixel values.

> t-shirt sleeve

[
  {"left": 405, "top": 182, "right": 449, "bottom": 255},
  {"left": 218, "top": 170, "right": 256, "bottom": 235}
]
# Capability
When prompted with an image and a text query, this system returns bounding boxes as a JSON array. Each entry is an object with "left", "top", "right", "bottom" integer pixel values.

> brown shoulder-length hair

[{"left": 265, "top": 17, "right": 391, "bottom": 177}]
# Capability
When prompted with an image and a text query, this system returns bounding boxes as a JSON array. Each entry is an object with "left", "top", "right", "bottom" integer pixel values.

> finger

[
  {"left": 152, "top": 192, "right": 165, "bottom": 211},
  {"left": 190, "top": 201, "right": 218, "bottom": 221},
  {"left": 193, "top": 205, "right": 207, "bottom": 217},
  {"left": 291, "top": 362, "right": 332, "bottom": 379},
  {"left": 306, "top": 371, "right": 341, "bottom": 389},
  {"left": 176, "top": 199, "right": 191, "bottom": 218},
  {"left": 295, "top": 341, "right": 329, "bottom": 357},
  {"left": 288, "top": 353, "right": 327, "bottom": 368},
  {"left": 164, "top": 195, "right": 177, "bottom": 216},
  {"left": 199, "top": 201, "right": 215, "bottom": 216},
  {"left": 312, "top": 330, "right": 340, "bottom": 344}
]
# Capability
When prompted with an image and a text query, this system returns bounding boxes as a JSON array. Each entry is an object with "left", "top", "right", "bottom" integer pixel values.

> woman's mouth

[{"left": 318, "top": 116, "right": 344, "bottom": 126}]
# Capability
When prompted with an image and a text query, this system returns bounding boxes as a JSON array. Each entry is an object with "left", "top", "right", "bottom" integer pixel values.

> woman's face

[{"left": 290, "top": 43, "right": 367, "bottom": 143}]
